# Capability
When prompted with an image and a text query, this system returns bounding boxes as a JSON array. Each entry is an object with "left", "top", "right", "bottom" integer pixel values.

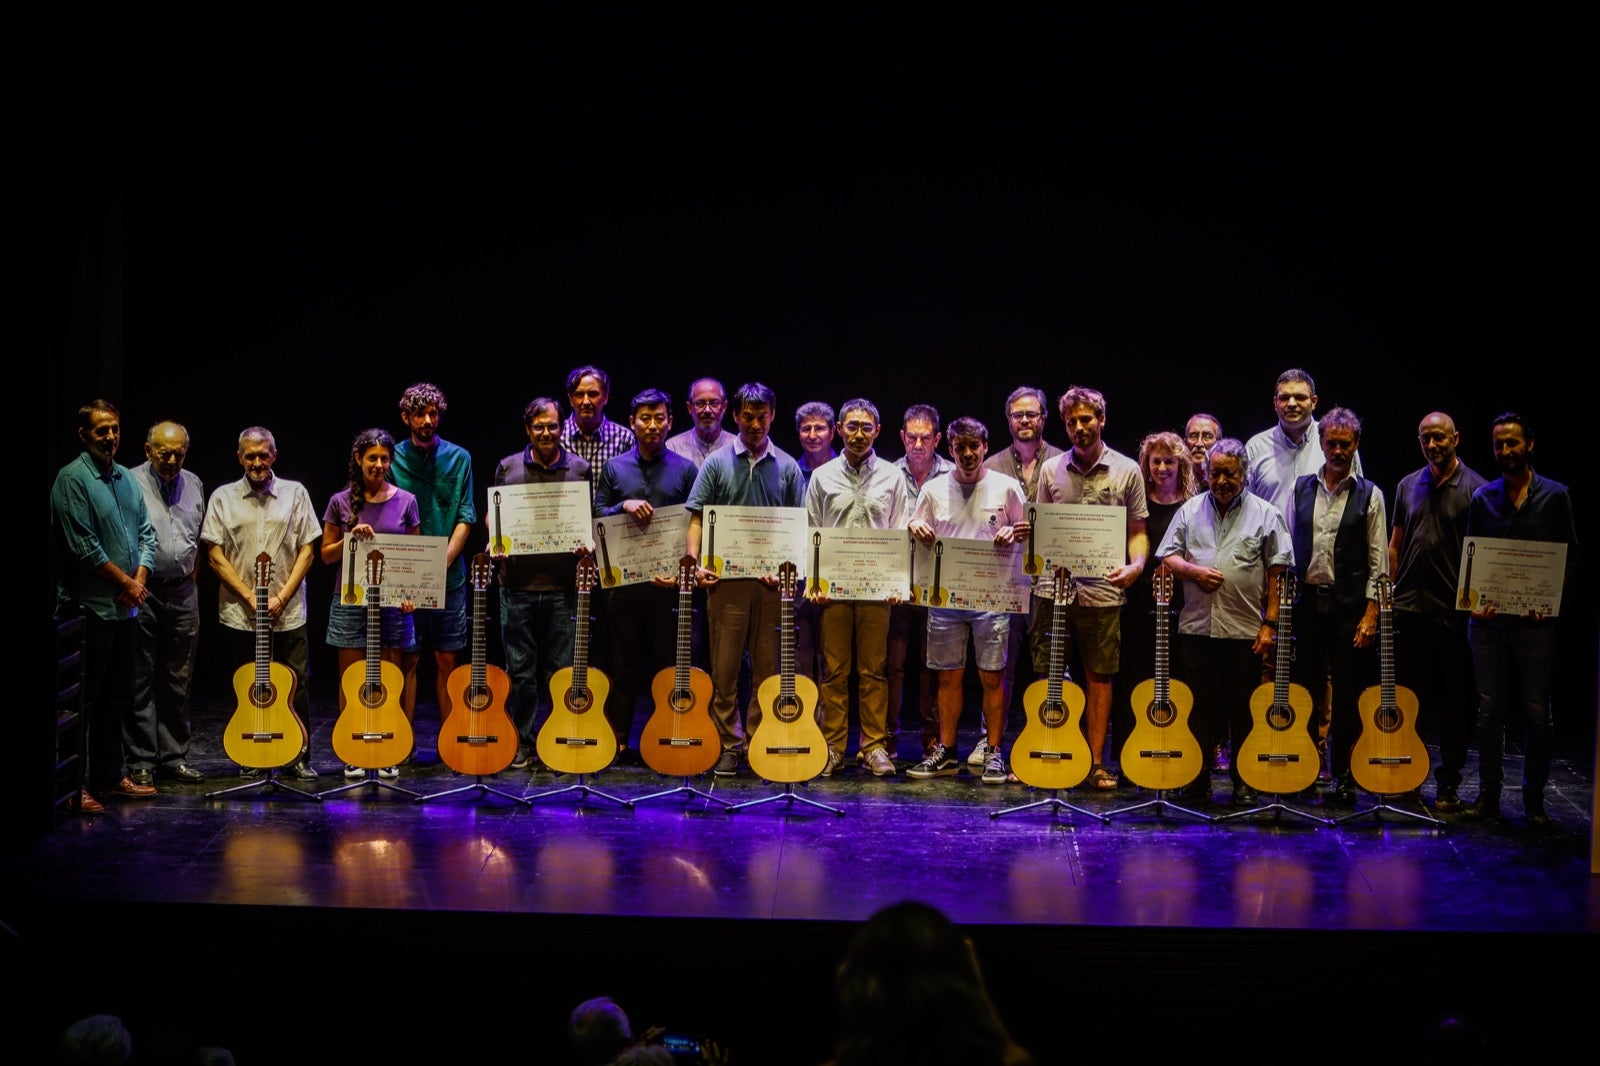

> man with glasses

[
  {"left": 667, "top": 377, "right": 738, "bottom": 469},
  {"left": 685, "top": 382, "right": 807, "bottom": 775},
  {"left": 1185, "top": 413, "right": 1222, "bottom": 477},
  {"left": 492, "top": 398, "right": 593, "bottom": 769}
]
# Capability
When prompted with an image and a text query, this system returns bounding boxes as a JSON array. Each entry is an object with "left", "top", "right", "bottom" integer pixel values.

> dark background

[{"left": 40, "top": 5, "right": 1595, "bottom": 757}]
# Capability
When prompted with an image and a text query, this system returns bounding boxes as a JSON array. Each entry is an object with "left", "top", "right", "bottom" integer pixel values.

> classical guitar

[
  {"left": 747, "top": 561, "right": 828, "bottom": 783},
  {"left": 1022, "top": 504, "right": 1042, "bottom": 576},
  {"left": 537, "top": 556, "right": 618, "bottom": 775},
  {"left": 1011, "top": 566, "right": 1090, "bottom": 789},
  {"left": 1237, "top": 571, "right": 1320, "bottom": 795},
  {"left": 342, "top": 541, "right": 360, "bottom": 604},
  {"left": 809, "top": 530, "right": 830, "bottom": 598},
  {"left": 1458, "top": 540, "right": 1476, "bottom": 609},
  {"left": 436, "top": 554, "right": 517, "bottom": 777},
  {"left": 1120, "top": 567, "right": 1203, "bottom": 791},
  {"left": 596, "top": 520, "right": 622, "bottom": 588},
  {"left": 1350, "top": 574, "right": 1429, "bottom": 795},
  {"left": 703, "top": 509, "right": 724, "bottom": 576},
  {"left": 928, "top": 539, "right": 948, "bottom": 607},
  {"left": 640, "top": 555, "right": 721, "bottom": 777},
  {"left": 489, "top": 489, "right": 510, "bottom": 557},
  {"left": 333, "top": 550, "right": 414, "bottom": 769},
  {"left": 223, "top": 552, "right": 308, "bottom": 770}
]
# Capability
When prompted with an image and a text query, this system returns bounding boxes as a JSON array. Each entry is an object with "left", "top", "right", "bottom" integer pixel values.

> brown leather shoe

[
  {"left": 77, "top": 789, "right": 105, "bottom": 814},
  {"left": 108, "top": 776, "right": 158, "bottom": 798}
]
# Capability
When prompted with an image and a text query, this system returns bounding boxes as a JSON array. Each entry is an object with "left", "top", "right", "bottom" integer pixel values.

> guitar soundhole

[
  {"left": 1040, "top": 701, "right": 1067, "bottom": 728},
  {"left": 565, "top": 689, "right": 592, "bottom": 713},
  {"left": 671, "top": 690, "right": 695, "bottom": 712},
  {"left": 1147, "top": 700, "right": 1175, "bottom": 728},
  {"left": 1266, "top": 705, "right": 1295, "bottom": 731},
  {"left": 251, "top": 683, "right": 276, "bottom": 708},
  {"left": 1377, "top": 707, "right": 1403, "bottom": 733},
  {"left": 466, "top": 688, "right": 491, "bottom": 711},
  {"left": 773, "top": 694, "right": 802, "bottom": 723},
  {"left": 361, "top": 683, "right": 388, "bottom": 708}
]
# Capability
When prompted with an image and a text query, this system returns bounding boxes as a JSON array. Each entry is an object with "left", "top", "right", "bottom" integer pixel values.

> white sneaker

[
  {"left": 343, "top": 764, "right": 365, "bottom": 780},
  {"left": 377, "top": 766, "right": 400, "bottom": 780},
  {"left": 967, "top": 739, "right": 994, "bottom": 766}
]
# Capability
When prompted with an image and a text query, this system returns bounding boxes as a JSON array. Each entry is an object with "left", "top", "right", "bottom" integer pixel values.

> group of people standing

[{"left": 51, "top": 366, "right": 1576, "bottom": 826}]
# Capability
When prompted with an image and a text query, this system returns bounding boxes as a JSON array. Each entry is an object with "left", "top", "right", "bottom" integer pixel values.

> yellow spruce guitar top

[
  {"left": 223, "top": 552, "right": 308, "bottom": 769},
  {"left": 537, "top": 555, "right": 618, "bottom": 775},
  {"left": 746, "top": 561, "right": 828, "bottom": 783},
  {"left": 1010, "top": 566, "right": 1090, "bottom": 789},
  {"left": 333, "top": 550, "right": 414, "bottom": 769},
  {"left": 1120, "top": 567, "right": 1203, "bottom": 791},
  {"left": 1350, "top": 575, "right": 1429, "bottom": 795},
  {"left": 1237, "top": 571, "right": 1320, "bottom": 795}
]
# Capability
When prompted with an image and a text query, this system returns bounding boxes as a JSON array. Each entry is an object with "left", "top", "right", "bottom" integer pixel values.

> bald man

[{"left": 129, "top": 420, "right": 208, "bottom": 783}]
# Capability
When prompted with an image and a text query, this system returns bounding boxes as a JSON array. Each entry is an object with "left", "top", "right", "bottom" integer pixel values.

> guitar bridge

[
  {"left": 237, "top": 732, "right": 287, "bottom": 742},
  {"left": 349, "top": 731, "right": 396, "bottom": 741},
  {"left": 657, "top": 738, "right": 705, "bottom": 747},
  {"left": 453, "top": 735, "right": 501, "bottom": 745},
  {"left": 1367, "top": 756, "right": 1415, "bottom": 766},
  {"left": 1135, "top": 749, "right": 1186, "bottom": 760},
  {"left": 554, "top": 737, "right": 599, "bottom": 747},
  {"left": 762, "top": 745, "right": 813, "bottom": 755},
  {"left": 1254, "top": 754, "right": 1303, "bottom": 764},
  {"left": 1026, "top": 751, "right": 1073, "bottom": 761}
]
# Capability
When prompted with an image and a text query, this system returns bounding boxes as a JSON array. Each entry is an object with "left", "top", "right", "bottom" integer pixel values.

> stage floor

[{"left": 4, "top": 696, "right": 1596, "bottom": 1063}]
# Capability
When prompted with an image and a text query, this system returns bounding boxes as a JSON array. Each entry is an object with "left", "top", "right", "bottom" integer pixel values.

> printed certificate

[
  {"left": 484, "top": 481, "right": 593, "bottom": 556},
  {"left": 698, "top": 505, "right": 809, "bottom": 579},
  {"left": 1023, "top": 503, "right": 1127, "bottom": 582},
  {"left": 1456, "top": 536, "right": 1568, "bottom": 617},
  {"left": 806, "top": 527, "right": 912, "bottom": 602},
  {"left": 910, "top": 536, "right": 1031, "bottom": 613},
  {"left": 338, "top": 533, "right": 448, "bottom": 609},
  {"left": 592, "top": 505, "right": 693, "bottom": 588}
]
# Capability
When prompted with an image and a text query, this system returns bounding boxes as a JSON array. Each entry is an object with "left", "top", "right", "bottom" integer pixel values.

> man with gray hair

[
  {"left": 201, "top": 426, "right": 322, "bottom": 778},
  {"left": 128, "top": 420, "right": 207, "bottom": 784}
]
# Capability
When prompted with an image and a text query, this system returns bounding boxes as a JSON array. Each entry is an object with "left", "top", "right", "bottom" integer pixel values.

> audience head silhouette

[
  {"left": 57, "top": 1014, "right": 132, "bottom": 1065},
  {"left": 569, "top": 996, "right": 635, "bottom": 1066},
  {"left": 829, "top": 900, "right": 1032, "bottom": 1066}
]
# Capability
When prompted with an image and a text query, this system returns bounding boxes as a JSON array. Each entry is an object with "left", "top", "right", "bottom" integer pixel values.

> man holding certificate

[
  {"left": 593, "top": 388, "right": 699, "bottom": 761},
  {"left": 1034, "top": 385, "right": 1149, "bottom": 792},
  {"left": 492, "top": 398, "right": 593, "bottom": 770},
  {"left": 1461, "top": 412, "right": 1579, "bottom": 827},
  {"left": 904, "top": 417, "right": 1027, "bottom": 785},
  {"left": 805, "top": 398, "right": 908, "bottom": 778},
  {"left": 685, "top": 381, "right": 807, "bottom": 776}
]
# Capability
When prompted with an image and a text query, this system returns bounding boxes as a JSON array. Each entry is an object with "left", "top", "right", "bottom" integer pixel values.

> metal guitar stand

[
  {"left": 992, "top": 788, "right": 1108, "bottom": 823},
  {"left": 1215, "top": 791, "right": 1333, "bottom": 827},
  {"left": 207, "top": 766, "right": 322, "bottom": 803},
  {"left": 1333, "top": 790, "right": 1444, "bottom": 828},
  {"left": 1102, "top": 787, "right": 1216, "bottom": 824},
  {"left": 631, "top": 775, "right": 731, "bottom": 809},
  {"left": 415, "top": 774, "right": 531, "bottom": 807},
  {"left": 523, "top": 772, "right": 632, "bottom": 809},
  {"left": 318, "top": 769, "right": 421, "bottom": 801},
  {"left": 728, "top": 781, "right": 844, "bottom": 816}
]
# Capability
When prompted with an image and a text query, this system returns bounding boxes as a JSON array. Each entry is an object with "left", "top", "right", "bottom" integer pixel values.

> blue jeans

[
  {"left": 1468, "top": 618, "right": 1556, "bottom": 799},
  {"left": 499, "top": 588, "right": 576, "bottom": 745}
]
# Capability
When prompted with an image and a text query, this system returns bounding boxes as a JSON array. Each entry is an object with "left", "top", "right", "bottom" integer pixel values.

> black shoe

[
  {"left": 159, "top": 764, "right": 206, "bottom": 783},
  {"left": 283, "top": 760, "right": 319, "bottom": 781},
  {"left": 1331, "top": 774, "right": 1358, "bottom": 807},
  {"left": 238, "top": 766, "right": 263, "bottom": 779},
  {"left": 1231, "top": 784, "right": 1258, "bottom": 807},
  {"left": 129, "top": 769, "right": 155, "bottom": 787},
  {"left": 1432, "top": 785, "right": 1461, "bottom": 812},
  {"left": 614, "top": 746, "right": 641, "bottom": 767},
  {"left": 1460, "top": 794, "right": 1501, "bottom": 819},
  {"left": 713, "top": 749, "right": 741, "bottom": 777},
  {"left": 510, "top": 745, "right": 534, "bottom": 771},
  {"left": 1176, "top": 780, "right": 1212, "bottom": 804}
]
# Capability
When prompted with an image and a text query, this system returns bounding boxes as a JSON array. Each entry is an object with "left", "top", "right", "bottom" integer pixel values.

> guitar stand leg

[
  {"left": 1102, "top": 790, "right": 1216, "bottom": 824},
  {"left": 992, "top": 788, "right": 1109, "bottom": 823},
  {"left": 524, "top": 773, "right": 633, "bottom": 809},
  {"left": 316, "top": 771, "right": 422, "bottom": 801},
  {"left": 1333, "top": 794, "right": 1445, "bottom": 827},
  {"left": 1215, "top": 793, "right": 1333, "bottom": 827},
  {"left": 206, "top": 769, "right": 323, "bottom": 802},
  {"left": 728, "top": 782, "right": 845, "bottom": 816},
  {"left": 415, "top": 775, "right": 532, "bottom": 806},
  {"left": 631, "top": 776, "right": 732, "bottom": 808}
]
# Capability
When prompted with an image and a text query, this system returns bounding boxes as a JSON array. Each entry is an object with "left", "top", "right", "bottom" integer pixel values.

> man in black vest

[{"left": 1289, "top": 406, "right": 1387, "bottom": 805}]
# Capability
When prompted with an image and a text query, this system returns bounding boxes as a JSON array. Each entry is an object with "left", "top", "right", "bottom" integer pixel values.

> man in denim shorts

[{"left": 904, "top": 416, "right": 1027, "bottom": 785}]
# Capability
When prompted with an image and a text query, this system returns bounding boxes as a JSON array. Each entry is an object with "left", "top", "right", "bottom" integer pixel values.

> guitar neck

[
  {"left": 470, "top": 583, "right": 488, "bottom": 690},
  {"left": 1273, "top": 600, "right": 1294, "bottom": 703},
  {"left": 1379, "top": 601, "right": 1396, "bottom": 706},
  {"left": 365, "top": 587, "right": 383, "bottom": 687},
  {"left": 253, "top": 584, "right": 272, "bottom": 689},
  {"left": 674, "top": 579, "right": 694, "bottom": 689},
  {"left": 1153, "top": 595, "right": 1171, "bottom": 701},
  {"left": 572, "top": 587, "right": 591, "bottom": 692},
  {"left": 779, "top": 593, "right": 796, "bottom": 699},
  {"left": 1046, "top": 595, "right": 1067, "bottom": 703}
]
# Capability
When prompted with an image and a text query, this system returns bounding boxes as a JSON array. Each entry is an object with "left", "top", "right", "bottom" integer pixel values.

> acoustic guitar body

[
  {"left": 224, "top": 660, "right": 306, "bottom": 770},
  {"left": 439, "top": 663, "right": 517, "bottom": 776},
  {"left": 333, "top": 658, "right": 413, "bottom": 769},
  {"left": 537, "top": 668, "right": 618, "bottom": 775},
  {"left": 642, "top": 666, "right": 720, "bottom": 777},
  {"left": 748, "top": 673, "right": 827, "bottom": 783}
]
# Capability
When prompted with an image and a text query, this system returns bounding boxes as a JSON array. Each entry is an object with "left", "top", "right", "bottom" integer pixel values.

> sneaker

[
  {"left": 820, "top": 750, "right": 844, "bottom": 778},
  {"left": 377, "top": 766, "right": 399, "bottom": 780},
  {"left": 966, "top": 739, "right": 994, "bottom": 766},
  {"left": 907, "top": 744, "right": 960, "bottom": 779},
  {"left": 981, "top": 748, "right": 1007, "bottom": 785},
  {"left": 1432, "top": 785, "right": 1461, "bottom": 812},
  {"left": 510, "top": 745, "right": 534, "bottom": 771},
  {"left": 344, "top": 764, "right": 366, "bottom": 780},
  {"left": 713, "top": 749, "right": 741, "bottom": 777},
  {"left": 238, "top": 766, "right": 263, "bottom": 780},
  {"left": 863, "top": 747, "right": 897, "bottom": 777}
]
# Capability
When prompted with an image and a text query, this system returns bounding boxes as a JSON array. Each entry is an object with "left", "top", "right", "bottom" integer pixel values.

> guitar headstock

[
  {"left": 471, "top": 553, "right": 491, "bottom": 591},
  {"left": 678, "top": 554, "right": 697, "bottom": 592},
  {"left": 1278, "top": 569, "right": 1297, "bottom": 608},
  {"left": 1153, "top": 565, "right": 1172, "bottom": 605},
  {"left": 1053, "top": 565, "right": 1076, "bottom": 604},
  {"left": 1377, "top": 573, "right": 1393, "bottom": 610},
  {"left": 365, "top": 549, "right": 385, "bottom": 587},
  {"left": 254, "top": 551, "right": 272, "bottom": 589},
  {"left": 778, "top": 560, "right": 797, "bottom": 601},
  {"left": 577, "top": 554, "right": 598, "bottom": 593}
]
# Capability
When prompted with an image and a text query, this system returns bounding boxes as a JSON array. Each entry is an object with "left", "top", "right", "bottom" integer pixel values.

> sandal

[{"left": 1089, "top": 765, "right": 1118, "bottom": 790}]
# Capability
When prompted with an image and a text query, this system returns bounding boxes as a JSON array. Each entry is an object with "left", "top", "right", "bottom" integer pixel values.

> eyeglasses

[
  {"left": 1009, "top": 410, "right": 1043, "bottom": 421},
  {"left": 691, "top": 399, "right": 725, "bottom": 411},
  {"left": 841, "top": 421, "right": 876, "bottom": 434},
  {"left": 527, "top": 423, "right": 561, "bottom": 436}
]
